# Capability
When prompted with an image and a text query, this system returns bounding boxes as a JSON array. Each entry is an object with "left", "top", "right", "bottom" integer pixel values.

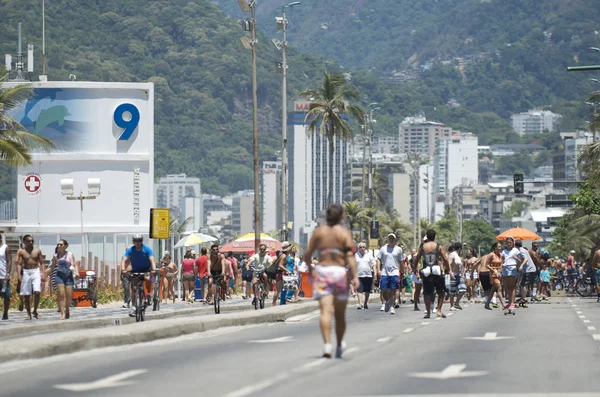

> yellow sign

[
  {"left": 369, "top": 239, "right": 379, "bottom": 250},
  {"left": 150, "top": 208, "right": 170, "bottom": 239}
]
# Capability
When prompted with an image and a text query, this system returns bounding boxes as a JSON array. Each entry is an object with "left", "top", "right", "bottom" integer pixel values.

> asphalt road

[{"left": 1, "top": 297, "right": 599, "bottom": 397}]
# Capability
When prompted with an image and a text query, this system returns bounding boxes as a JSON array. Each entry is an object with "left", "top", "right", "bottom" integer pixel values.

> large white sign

[{"left": 3, "top": 81, "right": 154, "bottom": 234}]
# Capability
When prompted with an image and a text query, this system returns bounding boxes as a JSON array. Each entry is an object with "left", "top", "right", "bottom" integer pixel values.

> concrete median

[{"left": 0, "top": 301, "right": 320, "bottom": 363}]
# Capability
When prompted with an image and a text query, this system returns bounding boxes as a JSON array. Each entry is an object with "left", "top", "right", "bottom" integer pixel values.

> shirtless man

[
  {"left": 413, "top": 229, "right": 450, "bottom": 319},
  {"left": 591, "top": 247, "right": 600, "bottom": 303},
  {"left": 207, "top": 244, "right": 231, "bottom": 304},
  {"left": 16, "top": 235, "right": 45, "bottom": 320}
]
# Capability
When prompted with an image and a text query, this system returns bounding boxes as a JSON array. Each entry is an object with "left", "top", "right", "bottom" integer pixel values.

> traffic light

[
  {"left": 370, "top": 221, "right": 379, "bottom": 239},
  {"left": 513, "top": 173, "right": 524, "bottom": 194}
]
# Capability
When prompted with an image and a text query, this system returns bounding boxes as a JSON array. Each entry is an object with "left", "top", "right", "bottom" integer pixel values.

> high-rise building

[
  {"left": 399, "top": 116, "right": 452, "bottom": 157},
  {"left": 261, "top": 161, "right": 281, "bottom": 233},
  {"left": 231, "top": 191, "right": 254, "bottom": 235},
  {"left": 553, "top": 133, "right": 592, "bottom": 190},
  {"left": 434, "top": 133, "right": 479, "bottom": 206},
  {"left": 390, "top": 173, "right": 411, "bottom": 224},
  {"left": 288, "top": 101, "right": 349, "bottom": 245},
  {"left": 155, "top": 174, "right": 202, "bottom": 229},
  {"left": 511, "top": 110, "right": 561, "bottom": 136}
]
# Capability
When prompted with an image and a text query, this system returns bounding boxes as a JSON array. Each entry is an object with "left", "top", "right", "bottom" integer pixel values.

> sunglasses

[{"left": 260, "top": 248, "right": 266, "bottom": 251}]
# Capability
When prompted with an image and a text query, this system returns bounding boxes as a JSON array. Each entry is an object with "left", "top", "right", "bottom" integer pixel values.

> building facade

[
  {"left": 155, "top": 173, "right": 202, "bottom": 231},
  {"left": 399, "top": 116, "right": 452, "bottom": 157},
  {"left": 231, "top": 191, "right": 254, "bottom": 236},
  {"left": 261, "top": 161, "right": 281, "bottom": 233},
  {"left": 434, "top": 133, "right": 479, "bottom": 205},
  {"left": 511, "top": 110, "right": 561, "bottom": 136}
]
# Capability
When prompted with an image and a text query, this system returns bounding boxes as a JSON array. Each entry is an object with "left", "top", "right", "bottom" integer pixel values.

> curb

[
  {"left": 0, "top": 301, "right": 255, "bottom": 339},
  {"left": 0, "top": 301, "right": 320, "bottom": 363}
]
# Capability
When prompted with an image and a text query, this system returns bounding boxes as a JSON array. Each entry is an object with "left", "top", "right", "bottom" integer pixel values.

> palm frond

[
  {"left": 0, "top": 84, "right": 33, "bottom": 113},
  {"left": 0, "top": 139, "right": 31, "bottom": 166}
]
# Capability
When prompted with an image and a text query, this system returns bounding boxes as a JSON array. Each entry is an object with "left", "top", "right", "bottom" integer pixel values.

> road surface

[{"left": 0, "top": 296, "right": 598, "bottom": 397}]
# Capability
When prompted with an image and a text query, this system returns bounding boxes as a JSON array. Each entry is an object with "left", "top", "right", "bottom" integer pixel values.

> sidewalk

[{"left": 0, "top": 295, "right": 256, "bottom": 339}]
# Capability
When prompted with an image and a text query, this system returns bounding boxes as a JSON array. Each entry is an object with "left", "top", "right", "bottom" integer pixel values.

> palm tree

[
  {"left": 0, "top": 69, "right": 55, "bottom": 165},
  {"left": 300, "top": 72, "right": 364, "bottom": 205},
  {"left": 343, "top": 200, "right": 368, "bottom": 241}
]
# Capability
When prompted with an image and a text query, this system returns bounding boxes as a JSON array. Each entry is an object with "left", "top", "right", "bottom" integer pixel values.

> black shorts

[
  {"left": 358, "top": 277, "right": 373, "bottom": 293},
  {"left": 241, "top": 271, "right": 253, "bottom": 282},
  {"left": 523, "top": 272, "right": 538, "bottom": 287},
  {"left": 422, "top": 275, "right": 445, "bottom": 297},
  {"left": 479, "top": 272, "right": 491, "bottom": 293},
  {"left": 210, "top": 269, "right": 223, "bottom": 278}
]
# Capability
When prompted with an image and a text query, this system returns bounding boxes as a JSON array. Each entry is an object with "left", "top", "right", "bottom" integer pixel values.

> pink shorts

[{"left": 313, "top": 265, "right": 348, "bottom": 301}]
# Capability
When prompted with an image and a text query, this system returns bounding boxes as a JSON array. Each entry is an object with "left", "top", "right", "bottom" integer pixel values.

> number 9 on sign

[{"left": 114, "top": 103, "right": 140, "bottom": 141}]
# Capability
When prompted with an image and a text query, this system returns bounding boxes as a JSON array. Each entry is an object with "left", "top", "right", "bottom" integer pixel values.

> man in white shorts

[
  {"left": 17, "top": 235, "right": 45, "bottom": 320},
  {"left": 409, "top": 248, "right": 422, "bottom": 311}
]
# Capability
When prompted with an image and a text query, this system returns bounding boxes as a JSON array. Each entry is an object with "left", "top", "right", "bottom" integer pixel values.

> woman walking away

[
  {"left": 181, "top": 250, "right": 196, "bottom": 303},
  {"left": 49, "top": 240, "right": 78, "bottom": 320},
  {"left": 304, "top": 203, "right": 358, "bottom": 359},
  {"left": 485, "top": 242, "right": 507, "bottom": 310},
  {"left": 160, "top": 252, "right": 177, "bottom": 304}
]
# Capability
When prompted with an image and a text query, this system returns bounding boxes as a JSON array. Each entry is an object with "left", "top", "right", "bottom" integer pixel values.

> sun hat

[
  {"left": 387, "top": 233, "right": 397, "bottom": 239},
  {"left": 281, "top": 241, "right": 293, "bottom": 252}
]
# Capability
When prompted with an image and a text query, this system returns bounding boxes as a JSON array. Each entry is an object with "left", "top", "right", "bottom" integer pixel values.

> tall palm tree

[
  {"left": 300, "top": 72, "right": 364, "bottom": 205},
  {"left": 0, "top": 70, "right": 55, "bottom": 165}
]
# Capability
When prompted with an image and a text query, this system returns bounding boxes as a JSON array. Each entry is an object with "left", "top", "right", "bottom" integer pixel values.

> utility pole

[{"left": 42, "top": 0, "right": 46, "bottom": 76}]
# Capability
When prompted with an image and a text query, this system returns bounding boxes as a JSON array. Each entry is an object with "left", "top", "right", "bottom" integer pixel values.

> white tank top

[{"left": 0, "top": 244, "right": 7, "bottom": 279}]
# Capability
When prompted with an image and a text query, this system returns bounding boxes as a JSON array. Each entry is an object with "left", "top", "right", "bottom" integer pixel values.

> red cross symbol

[{"left": 24, "top": 175, "right": 41, "bottom": 193}]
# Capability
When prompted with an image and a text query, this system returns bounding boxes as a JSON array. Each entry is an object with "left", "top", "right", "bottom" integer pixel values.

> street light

[
  {"left": 238, "top": 0, "right": 261, "bottom": 252},
  {"left": 61, "top": 178, "right": 101, "bottom": 265},
  {"left": 361, "top": 103, "right": 379, "bottom": 207},
  {"left": 273, "top": 1, "right": 301, "bottom": 242}
]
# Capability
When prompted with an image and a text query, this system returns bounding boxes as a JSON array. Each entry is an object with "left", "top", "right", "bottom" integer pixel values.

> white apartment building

[
  {"left": 390, "top": 173, "right": 411, "bottom": 224},
  {"left": 261, "top": 161, "right": 281, "bottom": 233},
  {"left": 231, "top": 190, "right": 254, "bottom": 236},
  {"left": 155, "top": 174, "right": 202, "bottom": 231},
  {"left": 399, "top": 116, "right": 453, "bottom": 157},
  {"left": 434, "top": 133, "right": 479, "bottom": 207},
  {"left": 511, "top": 110, "right": 561, "bottom": 136},
  {"left": 288, "top": 101, "right": 349, "bottom": 245},
  {"left": 565, "top": 135, "right": 592, "bottom": 182}
]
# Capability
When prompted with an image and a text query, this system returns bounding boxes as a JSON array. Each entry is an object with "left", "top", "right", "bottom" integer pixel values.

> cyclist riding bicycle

[
  {"left": 247, "top": 243, "right": 272, "bottom": 304},
  {"left": 120, "top": 234, "right": 157, "bottom": 317},
  {"left": 207, "top": 244, "right": 229, "bottom": 304}
]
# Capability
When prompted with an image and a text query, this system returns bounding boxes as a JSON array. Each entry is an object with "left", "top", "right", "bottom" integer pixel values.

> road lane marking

[
  {"left": 345, "top": 347, "right": 360, "bottom": 355},
  {"left": 584, "top": 320, "right": 591, "bottom": 323},
  {"left": 577, "top": 311, "right": 583, "bottom": 314},
  {"left": 447, "top": 312, "right": 455, "bottom": 316},
  {"left": 579, "top": 316, "right": 586, "bottom": 319},
  {"left": 408, "top": 364, "right": 487, "bottom": 380},
  {"left": 588, "top": 326, "right": 596, "bottom": 331},
  {"left": 572, "top": 304, "right": 577, "bottom": 306},
  {"left": 463, "top": 332, "right": 514, "bottom": 341},
  {"left": 593, "top": 334, "right": 600, "bottom": 341},
  {"left": 403, "top": 328, "right": 414, "bottom": 333},
  {"left": 421, "top": 322, "right": 430, "bottom": 325},
  {"left": 55, "top": 369, "right": 147, "bottom": 392},
  {"left": 377, "top": 337, "right": 391, "bottom": 343},
  {"left": 249, "top": 336, "right": 294, "bottom": 343},
  {"left": 286, "top": 310, "right": 320, "bottom": 322},
  {"left": 224, "top": 373, "right": 289, "bottom": 397},
  {"left": 296, "top": 359, "right": 327, "bottom": 372}
]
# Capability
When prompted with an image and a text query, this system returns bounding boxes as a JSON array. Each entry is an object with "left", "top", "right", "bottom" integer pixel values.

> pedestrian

[
  {"left": 516, "top": 240, "right": 536, "bottom": 305},
  {"left": 501, "top": 237, "right": 520, "bottom": 311},
  {"left": 181, "top": 250, "right": 196, "bottom": 303},
  {"left": 160, "top": 252, "right": 177, "bottom": 304},
  {"left": 465, "top": 249, "right": 477, "bottom": 303},
  {"left": 49, "top": 239, "right": 78, "bottom": 320},
  {"left": 303, "top": 203, "right": 358, "bottom": 358},
  {"left": 16, "top": 235, "right": 45, "bottom": 320},
  {"left": 377, "top": 233, "right": 404, "bottom": 315},
  {"left": 529, "top": 242, "right": 542, "bottom": 301},
  {"left": 0, "top": 236, "right": 12, "bottom": 320},
  {"left": 409, "top": 247, "right": 422, "bottom": 311},
  {"left": 539, "top": 263, "right": 551, "bottom": 299},
  {"left": 449, "top": 242, "right": 466, "bottom": 310},
  {"left": 412, "top": 229, "right": 449, "bottom": 319},
  {"left": 226, "top": 252, "right": 237, "bottom": 298},
  {"left": 590, "top": 246, "right": 600, "bottom": 303},
  {"left": 485, "top": 242, "right": 507, "bottom": 310},
  {"left": 355, "top": 242, "right": 377, "bottom": 310},
  {"left": 240, "top": 253, "right": 252, "bottom": 299},
  {"left": 271, "top": 243, "right": 292, "bottom": 306},
  {"left": 195, "top": 248, "right": 208, "bottom": 302}
]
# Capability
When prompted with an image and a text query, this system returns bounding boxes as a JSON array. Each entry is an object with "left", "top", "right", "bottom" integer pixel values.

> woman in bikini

[
  {"left": 465, "top": 248, "right": 478, "bottom": 303},
  {"left": 304, "top": 203, "right": 358, "bottom": 358},
  {"left": 485, "top": 242, "right": 506, "bottom": 310},
  {"left": 49, "top": 239, "right": 79, "bottom": 320},
  {"left": 160, "top": 252, "right": 177, "bottom": 304}
]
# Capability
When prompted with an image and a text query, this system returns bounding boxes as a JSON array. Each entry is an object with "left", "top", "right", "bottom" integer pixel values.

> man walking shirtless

[{"left": 16, "top": 235, "right": 45, "bottom": 320}]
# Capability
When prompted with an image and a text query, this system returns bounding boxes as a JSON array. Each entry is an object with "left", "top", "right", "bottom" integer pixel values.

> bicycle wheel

[
  {"left": 90, "top": 287, "right": 98, "bottom": 309},
  {"left": 253, "top": 285, "right": 259, "bottom": 310},
  {"left": 136, "top": 289, "right": 144, "bottom": 322},
  {"left": 214, "top": 284, "right": 220, "bottom": 314},
  {"left": 577, "top": 280, "right": 593, "bottom": 297},
  {"left": 259, "top": 290, "right": 265, "bottom": 309}
]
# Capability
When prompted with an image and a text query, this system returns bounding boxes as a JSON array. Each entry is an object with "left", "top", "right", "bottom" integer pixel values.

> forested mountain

[{"left": 1, "top": 0, "right": 599, "bottom": 195}]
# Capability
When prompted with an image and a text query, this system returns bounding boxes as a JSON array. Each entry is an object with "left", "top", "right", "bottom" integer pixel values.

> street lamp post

[
  {"left": 238, "top": 0, "right": 261, "bottom": 252},
  {"left": 367, "top": 106, "right": 380, "bottom": 207},
  {"left": 275, "top": 1, "right": 301, "bottom": 242}
]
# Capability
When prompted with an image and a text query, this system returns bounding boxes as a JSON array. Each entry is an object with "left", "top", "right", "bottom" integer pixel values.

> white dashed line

[
  {"left": 577, "top": 311, "right": 583, "bottom": 314},
  {"left": 345, "top": 347, "right": 360, "bottom": 355},
  {"left": 579, "top": 316, "right": 586, "bottom": 319},
  {"left": 572, "top": 304, "right": 577, "bottom": 307},
  {"left": 588, "top": 326, "right": 596, "bottom": 331},
  {"left": 421, "top": 322, "right": 430, "bottom": 325},
  {"left": 435, "top": 318, "right": 441, "bottom": 321},
  {"left": 584, "top": 320, "right": 591, "bottom": 323},
  {"left": 377, "top": 337, "right": 391, "bottom": 343},
  {"left": 593, "top": 334, "right": 600, "bottom": 341},
  {"left": 224, "top": 373, "right": 289, "bottom": 397},
  {"left": 403, "top": 328, "right": 414, "bottom": 333},
  {"left": 296, "top": 359, "right": 327, "bottom": 372},
  {"left": 447, "top": 312, "right": 455, "bottom": 317}
]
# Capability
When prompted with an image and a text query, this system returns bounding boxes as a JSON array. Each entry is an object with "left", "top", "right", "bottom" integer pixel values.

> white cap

[
  {"left": 570, "top": 250, "right": 575, "bottom": 254},
  {"left": 163, "top": 251, "right": 171, "bottom": 257},
  {"left": 387, "top": 233, "right": 397, "bottom": 239}
]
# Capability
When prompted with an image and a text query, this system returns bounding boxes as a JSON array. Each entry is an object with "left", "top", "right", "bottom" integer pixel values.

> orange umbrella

[{"left": 496, "top": 227, "right": 541, "bottom": 241}]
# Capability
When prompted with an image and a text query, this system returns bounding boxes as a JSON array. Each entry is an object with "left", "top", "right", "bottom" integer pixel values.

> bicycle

[
  {"left": 130, "top": 272, "right": 151, "bottom": 322},
  {"left": 576, "top": 272, "right": 595, "bottom": 297},
  {"left": 212, "top": 274, "right": 224, "bottom": 314},
  {"left": 252, "top": 273, "right": 266, "bottom": 310},
  {"left": 152, "top": 271, "right": 160, "bottom": 312}
]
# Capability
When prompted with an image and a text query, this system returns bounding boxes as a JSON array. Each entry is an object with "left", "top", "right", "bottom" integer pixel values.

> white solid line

[
  {"left": 579, "top": 316, "right": 586, "bottom": 319},
  {"left": 345, "top": 347, "right": 360, "bottom": 355},
  {"left": 593, "top": 334, "right": 600, "bottom": 341},
  {"left": 297, "top": 359, "right": 327, "bottom": 372},
  {"left": 584, "top": 320, "right": 591, "bottom": 323},
  {"left": 421, "top": 322, "right": 430, "bottom": 325},
  {"left": 55, "top": 369, "right": 148, "bottom": 392},
  {"left": 403, "top": 328, "right": 414, "bottom": 333},
  {"left": 224, "top": 374, "right": 289, "bottom": 397},
  {"left": 377, "top": 337, "right": 391, "bottom": 343},
  {"left": 588, "top": 326, "right": 596, "bottom": 331}
]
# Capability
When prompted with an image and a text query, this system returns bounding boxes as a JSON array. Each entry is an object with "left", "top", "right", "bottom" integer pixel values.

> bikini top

[{"left": 318, "top": 247, "right": 352, "bottom": 257}]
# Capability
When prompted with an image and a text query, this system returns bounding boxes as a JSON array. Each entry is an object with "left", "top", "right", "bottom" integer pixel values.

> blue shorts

[
  {"left": 0, "top": 279, "right": 10, "bottom": 298},
  {"left": 502, "top": 266, "right": 517, "bottom": 277},
  {"left": 55, "top": 271, "right": 74, "bottom": 286},
  {"left": 228, "top": 278, "right": 235, "bottom": 288},
  {"left": 380, "top": 275, "right": 399, "bottom": 291}
]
